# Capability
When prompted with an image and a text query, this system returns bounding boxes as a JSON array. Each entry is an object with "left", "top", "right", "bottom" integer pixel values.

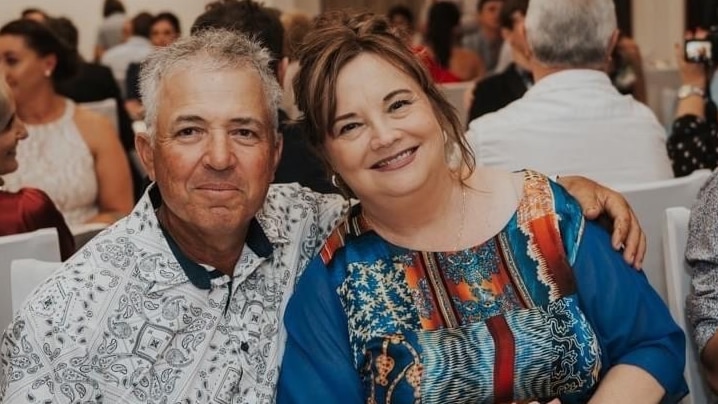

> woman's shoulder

[{"left": 72, "top": 101, "right": 118, "bottom": 148}]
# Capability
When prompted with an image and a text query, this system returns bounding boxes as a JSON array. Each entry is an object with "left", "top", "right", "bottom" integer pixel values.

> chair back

[
  {"left": 69, "top": 222, "right": 108, "bottom": 250},
  {"left": 614, "top": 169, "right": 712, "bottom": 301},
  {"left": 10, "top": 259, "right": 62, "bottom": 313},
  {"left": 0, "top": 228, "right": 61, "bottom": 332},
  {"left": 439, "top": 81, "right": 474, "bottom": 129},
  {"left": 663, "top": 207, "right": 713, "bottom": 404},
  {"left": 80, "top": 98, "right": 119, "bottom": 133}
]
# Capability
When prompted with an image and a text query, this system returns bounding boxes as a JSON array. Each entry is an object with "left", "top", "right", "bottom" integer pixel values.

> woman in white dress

[{"left": 0, "top": 19, "right": 133, "bottom": 225}]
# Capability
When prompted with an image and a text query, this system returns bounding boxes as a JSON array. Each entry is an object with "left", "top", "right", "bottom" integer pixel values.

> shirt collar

[
  {"left": 148, "top": 185, "right": 275, "bottom": 290},
  {"left": 529, "top": 69, "right": 612, "bottom": 95}
]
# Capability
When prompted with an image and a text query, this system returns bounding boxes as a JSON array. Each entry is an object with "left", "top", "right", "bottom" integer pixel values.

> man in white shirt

[
  {"left": 101, "top": 12, "right": 154, "bottom": 97},
  {"left": 466, "top": 0, "right": 673, "bottom": 187}
]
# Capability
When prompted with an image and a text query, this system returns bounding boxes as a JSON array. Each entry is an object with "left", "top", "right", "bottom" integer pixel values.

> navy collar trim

[{"left": 150, "top": 186, "right": 273, "bottom": 290}]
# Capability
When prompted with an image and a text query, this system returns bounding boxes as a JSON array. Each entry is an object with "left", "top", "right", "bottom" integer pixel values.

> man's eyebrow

[
  {"left": 173, "top": 115, "right": 206, "bottom": 125},
  {"left": 228, "top": 117, "right": 265, "bottom": 128}
]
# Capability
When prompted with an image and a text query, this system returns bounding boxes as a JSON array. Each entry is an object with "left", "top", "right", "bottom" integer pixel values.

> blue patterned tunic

[{"left": 278, "top": 172, "right": 687, "bottom": 404}]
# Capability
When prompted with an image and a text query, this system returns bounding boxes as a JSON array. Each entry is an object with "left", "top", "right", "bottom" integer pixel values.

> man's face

[
  {"left": 478, "top": 0, "right": 503, "bottom": 32},
  {"left": 137, "top": 66, "right": 282, "bottom": 237}
]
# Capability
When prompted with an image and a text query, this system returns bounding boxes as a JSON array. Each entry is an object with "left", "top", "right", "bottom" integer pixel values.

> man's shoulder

[{"left": 265, "top": 184, "right": 345, "bottom": 215}]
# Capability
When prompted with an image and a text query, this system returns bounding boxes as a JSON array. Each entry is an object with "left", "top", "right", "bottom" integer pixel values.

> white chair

[
  {"left": 663, "top": 207, "right": 713, "bottom": 404},
  {"left": 614, "top": 169, "right": 712, "bottom": 302},
  {"left": 10, "top": 259, "right": 62, "bottom": 313},
  {"left": 69, "top": 222, "right": 108, "bottom": 250},
  {"left": 439, "top": 81, "right": 474, "bottom": 129},
  {"left": 0, "top": 228, "right": 61, "bottom": 332},
  {"left": 80, "top": 98, "right": 119, "bottom": 133}
]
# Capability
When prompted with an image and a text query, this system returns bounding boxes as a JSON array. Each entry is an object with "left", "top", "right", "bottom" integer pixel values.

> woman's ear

[{"left": 41, "top": 53, "right": 57, "bottom": 78}]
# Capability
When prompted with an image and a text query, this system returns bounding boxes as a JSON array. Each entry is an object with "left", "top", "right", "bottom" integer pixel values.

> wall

[
  {"left": 0, "top": 0, "right": 685, "bottom": 67},
  {"left": 633, "top": 0, "right": 685, "bottom": 67}
]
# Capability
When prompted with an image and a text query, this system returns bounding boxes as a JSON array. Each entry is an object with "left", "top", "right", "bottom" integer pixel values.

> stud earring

[{"left": 44, "top": 69, "right": 52, "bottom": 77}]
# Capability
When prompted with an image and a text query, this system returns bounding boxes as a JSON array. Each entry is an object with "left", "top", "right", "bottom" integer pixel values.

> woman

[
  {"left": 0, "top": 77, "right": 74, "bottom": 260},
  {"left": 666, "top": 30, "right": 718, "bottom": 177},
  {"left": 0, "top": 19, "right": 133, "bottom": 225},
  {"left": 125, "top": 12, "right": 182, "bottom": 120},
  {"left": 149, "top": 12, "right": 181, "bottom": 48},
  {"left": 419, "top": 2, "right": 484, "bottom": 83},
  {"left": 277, "top": 12, "right": 687, "bottom": 403}
]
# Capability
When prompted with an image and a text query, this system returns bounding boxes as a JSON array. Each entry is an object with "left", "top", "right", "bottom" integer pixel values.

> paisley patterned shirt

[{"left": 0, "top": 183, "right": 347, "bottom": 404}]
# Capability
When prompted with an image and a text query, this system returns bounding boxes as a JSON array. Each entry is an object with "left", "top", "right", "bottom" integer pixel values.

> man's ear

[
  {"left": 135, "top": 133, "right": 156, "bottom": 181},
  {"left": 268, "top": 133, "right": 283, "bottom": 182}
]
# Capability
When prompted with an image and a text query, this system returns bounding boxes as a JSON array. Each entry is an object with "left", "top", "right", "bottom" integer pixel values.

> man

[
  {"left": 192, "top": 0, "right": 338, "bottom": 194},
  {"left": 462, "top": 0, "right": 504, "bottom": 72},
  {"left": 101, "top": 11, "right": 153, "bottom": 96},
  {"left": 466, "top": 0, "right": 673, "bottom": 187},
  {"left": 0, "top": 29, "right": 347, "bottom": 403},
  {"left": 467, "top": 0, "right": 531, "bottom": 121}
]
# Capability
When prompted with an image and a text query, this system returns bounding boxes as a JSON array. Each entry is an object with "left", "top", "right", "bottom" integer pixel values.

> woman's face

[
  {"left": 323, "top": 53, "right": 446, "bottom": 201},
  {"left": 150, "top": 20, "right": 179, "bottom": 47},
  {"left": 0, "top": 91, "right": 28, "bottom": 176},
  {"left": 0, "top": 34, "right": 55, "bottom": 103}
]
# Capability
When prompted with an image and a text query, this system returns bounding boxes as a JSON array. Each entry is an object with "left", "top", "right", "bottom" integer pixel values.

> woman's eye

[
  {"left": 389, "top": 99, "right": 411, "bottom": 112},
  {"left": 338, "top": 122, "right": 361, "bottom": 136}
]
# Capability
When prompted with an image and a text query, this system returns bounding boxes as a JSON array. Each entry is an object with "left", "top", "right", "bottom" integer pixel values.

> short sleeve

[
  {"left": 573, "top": 222, "right": 688, "bottom": 402},
  {"left": 277, "top": 255, "right": 363, "bottom": 404}
]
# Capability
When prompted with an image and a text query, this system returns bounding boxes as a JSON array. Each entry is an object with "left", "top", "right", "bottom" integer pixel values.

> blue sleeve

[
  {"left": 277, "top": 255, "right": 363, "bottom": 404},
  {"left": 573, "top": 221, "right": 689, "bottom": 402}
]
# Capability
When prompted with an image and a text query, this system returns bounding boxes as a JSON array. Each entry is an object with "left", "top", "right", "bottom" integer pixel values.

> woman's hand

[
  {"left": 557, "top": 175, "right": 646, "bottom": 268},
  {"left": 678, "top": 29, "right": 712, "bottom": 88}
]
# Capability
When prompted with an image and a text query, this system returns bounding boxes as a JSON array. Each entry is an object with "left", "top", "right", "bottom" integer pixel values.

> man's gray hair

[
  {"left": 139, "top": 29, "right": 283, "bottom": 142},
  {"left": 524, "top": 0, "right": 617, "bottom": 69}
]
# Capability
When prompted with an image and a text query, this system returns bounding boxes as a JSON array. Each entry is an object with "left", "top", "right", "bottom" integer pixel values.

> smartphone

[{"left": 685, "top": 39, "right": 713, "bottom": 63}]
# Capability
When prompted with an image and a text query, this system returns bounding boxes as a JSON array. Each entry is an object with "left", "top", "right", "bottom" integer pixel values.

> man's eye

[
  {"left": 176, "top": 127, "right": 200, "bottom": 137},
  {"left": 233, "top": 129, "right": 256, "bottom": 138}
]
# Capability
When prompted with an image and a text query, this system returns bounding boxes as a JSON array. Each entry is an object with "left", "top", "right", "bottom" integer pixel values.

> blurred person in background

[
  {"left": 419, "top": 1, "right": 484, "bottom": 83},
  {"left": 463, "top": 0, "right": 504, "bottom": 72},
  {"left": 466, "top": 0, "right": 673, "bottom": 186},
  {"left": 666, "top": 29, "right": 718, "bottom": 177},
  {"left": 124, "top": 12, "right": 182, "bottom": 121},
  {"left": 0, "top": 75, "right": 74, "bottom": 260},
  {"left": 101, "top": 11, "right": 153, "bottom": 96},
  {"left": 467, "top": 0, "right": 531, "bottom": 121},
  {"left": 21, "top": 8, "right": 49, "bottom": 24},
  {"left": 0, "top": 19, "right": 133, "bottom": 225},
  {"left": 49, "top": 16, "right": 144, "bottom": 201},
  {"left": 94, "top": 0, "right": 126, "bottom": 62},
  {"left": 387, "top": 5, "right": 418, "bottom": 46}
]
